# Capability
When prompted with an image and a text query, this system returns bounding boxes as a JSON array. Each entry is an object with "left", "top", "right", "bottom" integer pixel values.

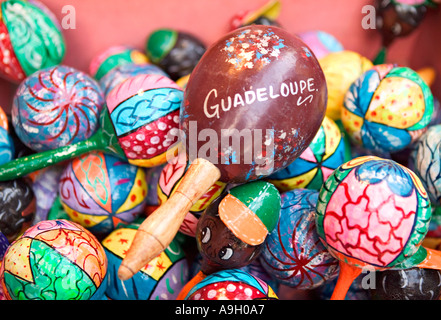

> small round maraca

[
  {"left": 297, "top": 30, "right": 343, "bottom": 60},
  {"left": 184, "top": 268, "right": 278, "bottom": 300},
  {"left": 89, "top": 45, "right": 149, "bottom": 81},
  {"left": 229, "top": 0, "right": 282, "bottom": 30},
  {"left": 371, "top": 267, "right": 441, "bottom": 300},
  {"left": 106, "top": 73, "right": 183, "bottom": 167},
  {"left": 260, "top": 189, "right": 339, "bottom": 289},
  {"left": 102, "top": 223, "right": 190, "bottom": 300},
  {"left": 411, "top": 125, "right": 441, "bottom": 206},
  {"left": 59, "top": 151, "right": 148, "bottom": 238},
  {"left": 157, "top": 151, "right": 226, "bottom": 237},
  {"left": 0, "top": 219, "right": 107, "bottom": 300},
  {"left": 0, "top": 0, "right": 65, "bottom": 83},
  {"left": 342, "top": 64, "right": 434, "bottom": 154},
  {"left": 99, "top": 63, "right": 169, "bottom": 97},
  {"left": 316, "top": 156, "right": 431, "bottom": 269},
  {"left": 0, "top": 178, "right": 35, "bottom": 243},
  {"left": 319, "top": 50, "right": 373, "bottom": 120},
  {"left": 182, "top": 25, "right": 327, "bottom": 183},
  {"left": 145, "top": 28, "right": 206, "bottom": 81},
  {"left": 267, "top": 116, "right": 350, "bottom": 192},
  {"left": 12, "top": 65, "right": 104, "bottom": 152}
]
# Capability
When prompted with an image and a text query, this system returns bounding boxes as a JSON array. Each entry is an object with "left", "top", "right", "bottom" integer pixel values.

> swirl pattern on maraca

[
  {"left": 0, "top": 0, "right": 65, "bottom": 83},
  {"left": 59, "top": 152, "right": 148, "bottom": 237},
  {"left": 0, "top": 219, "right": 107, "bottom": 300},
  {"left": 267, "top": 116, "right": 350, "bottom": 192},
  {"left": 12, "top": 65, "right": 104, "bottom": 152},
  {"left": 102, "top": 224, "right": 190, "bottom": 300},
  {"left": 260, "top": 189, "right": 339, "bottom": 289},
  {"left": 342, "top": 64, "right": 433, "bottom": 154},
  {"left": 184, "top": 268, "right": 278, "bottom": 300},
  {"left": 315, "top": 156, "right": 431, "bottom": 269},
  {"left": 106, "top": 73, "right": 183, "bottom": 167}
]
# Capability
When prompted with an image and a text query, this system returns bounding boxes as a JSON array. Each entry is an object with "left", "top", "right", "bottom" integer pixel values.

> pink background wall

[{"left": 0, "top": 0, "right": 440, "bottom": 113}]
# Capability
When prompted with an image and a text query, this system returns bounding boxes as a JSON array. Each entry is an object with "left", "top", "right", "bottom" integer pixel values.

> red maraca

[{"left": 118, "top": 25, "right": 327, "bottom": 280}]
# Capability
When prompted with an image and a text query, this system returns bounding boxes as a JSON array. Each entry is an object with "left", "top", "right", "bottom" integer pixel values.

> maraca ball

[
  {"left": 0, "top": 219, "right": 107, "bottom": 300},
  {"left": 184, "top": 268, "right": 278, "bottom": 300},
  {"left": 59, "top": 152, "right": 148, "bottom": 237},
  {"left": 342, "top": 64, "right": 433, "bottom": 154},
  {"left": 12, "top": 65, "right": 104, "bottom": 152},
  {"left": 0, "top": 0, "right": 65, "bottom": 83},
  {"left": 158, "top": 151, "right": 226, "bottom": 237},
  {"left": 297, "top": 30, "right": 343, "bottom": 60},
  {"left": 106, "top": 73, "right": 183, "bottom": 167},
  {"left": 260, "top": 189, "right": 339, "bottom": 289},
  {"left": 0, "top": 178, "right": 35, "bottom": 243},
  {"left": 99, "top": 63, "right": 169, "bottom": 97},
  {"left": 411, "top": 125, "right": 441, "bottom": 206},
  {"left": 267, "top": 116, "right": 350, "bottom": 192},
  {"left": 0, "top": 126, "right": 14, "bottom": 165},
  {"left": 371, "top": 267, "right": 441, "bottom": 300},
  {"left": 316, "top": 156, "right": 431, "bottom": 269},
  {"left": 145, "top": 28, "right": 206, "bottom": 81},
  {"left": 102, "top": 224, "right": 190, "bottom": 300},
  {"left": 182, "top": 25, "right": 327, "bottom": 183},
  {"left": 89, "top": 45, "right": 149, "bottom": 81},
  {"left": 319, "top": 51, "right": 373, "bottom": 120}
]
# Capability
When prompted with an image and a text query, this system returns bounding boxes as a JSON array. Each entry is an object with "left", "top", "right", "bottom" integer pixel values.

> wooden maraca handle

[{"left": 118, "top": 158, "right": 221, "bottom": 281}]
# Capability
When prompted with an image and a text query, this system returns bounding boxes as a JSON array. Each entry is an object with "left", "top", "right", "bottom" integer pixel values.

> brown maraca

[{"left": 118, "top": 25, "right": 327, "bottom": 280}]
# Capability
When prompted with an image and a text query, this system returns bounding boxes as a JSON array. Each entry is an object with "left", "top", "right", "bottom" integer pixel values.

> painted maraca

[
  {"left": 0, "top": 219, "right": 107, "bottom": 300},
  {"left": 260, "top": 189, "right": 339, "bottom": 289},
  {"left": 0, "top": 73, "right": 184, "bottom": 180},
  {"left": 0, "top": 106, "right": 14, "bottom": 165},
  {"left": 102, "top": 222, "right": 190, "bottom": 300},
  {"left": 183, "top": 268, "right": 278, "bottom": 300},
  {"left": 266, "top": 116, "right": 350, "bottom": 192},
  {"left": 89, "top": 45, "right": 149, "bottom": 81},
  {"left": 59, "top": 151, "right": 148, "bottom": 238},
  {"left": 373, "top": 0, "right": 438, "bottom": 64},
  {"left": 99, "top": 63, "right": 168, "bottom": 97},
  {"left": 342, "top": 64, "right": 433, "bottom": 154},
  {"left": 0, "top": 0, "right": 65, "bottom": 83},
  {"left": 118, "top": 24, "right": 327, "bottom": 280},
  {"left": 315, "top": 156, "right": 441, "bottom": 300},
  {"left": 319, "top": 51, "right": 373, "bottom": 120},
  {"left": 177, "top": 180, "right": 281, "bottom": 299},
  {"left": 12, "top": 65, "right": 104, "bottom": 152},
  {"left": 229, "top": 0, "right": 282, "bottom": 30},
  {"left": 297, "top": 30, "right": 343, "bottom": 60},
  {"left": 145, "top": 28, "right": 206, "bottom": 81}
]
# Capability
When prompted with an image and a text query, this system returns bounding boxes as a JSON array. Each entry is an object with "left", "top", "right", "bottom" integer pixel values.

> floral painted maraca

[
  {"left": 0, "top": 219, "right": 107, "bottom": 300},
  {"left": 260, "top": 189, "right": 339, "bottom": 289},
  {"left": 59, "top": 151, "right": 148, "bottom": 238},
  {"left": 0, "top": 73, "right": 183, "bottom": 180},
  {"left": 12, "top": 65, "right": 104, "bottom": 152},
  {"left": 0, "top": 0, "right": 65, "bottom": 83},
  {"left": 315, "top": 156, "right": 441, "bottom": 300},
  {"left": 119, "top": 25, "right": 327, "bottom": 280},
  {"left": 177, "top": 180, "right": 281, "bottom": 299},
  {"left": 342, "top": 64, "right": 433, "bottom": 155}
]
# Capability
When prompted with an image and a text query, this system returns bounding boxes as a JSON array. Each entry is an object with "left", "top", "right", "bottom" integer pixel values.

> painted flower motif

[{"left": 355, "top": 158, "right": 414, "bottom": 197}]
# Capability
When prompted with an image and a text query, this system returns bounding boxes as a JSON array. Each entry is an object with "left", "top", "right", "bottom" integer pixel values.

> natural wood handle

[{"left": 118, "top": 158, "right": 221, "bottom": 280}]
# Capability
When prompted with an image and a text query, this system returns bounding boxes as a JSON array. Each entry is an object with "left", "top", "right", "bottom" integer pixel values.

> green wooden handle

[{"left": 0, "top": 131, "right": 105, "bottom": 181}]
